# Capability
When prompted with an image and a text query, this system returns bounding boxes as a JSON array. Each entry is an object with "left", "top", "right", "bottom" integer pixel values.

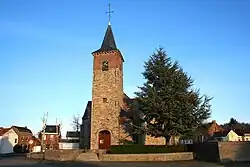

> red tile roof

[{"left": 0, "top": 128, "right": 10, "bottom": 136}]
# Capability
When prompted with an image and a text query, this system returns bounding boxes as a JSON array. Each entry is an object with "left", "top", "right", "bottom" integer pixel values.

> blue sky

[{"left": 1, "top": 0, "right": 250, "bottom": 136}]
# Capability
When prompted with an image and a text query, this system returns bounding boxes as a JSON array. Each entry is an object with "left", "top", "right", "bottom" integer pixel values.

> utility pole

[{"left": 41, "top": 112, "right": 48, "bottom": 152}]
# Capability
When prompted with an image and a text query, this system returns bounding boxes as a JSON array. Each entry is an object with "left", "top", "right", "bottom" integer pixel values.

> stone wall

[
  {"left": 28, "top": 151, "right": 193, "bottom": 162},
  {"left": 100, "top": 152, "right": 193, "bottom": 161},
  {"left": 27, "top": 152, "right": 44, "bottom": 159},
  {"left": 44, "top": 150, "right": 82, "bottom": 161},
  {"left": 27, "top": 150, "right": 82, "bottom": 161},
  {"left": 192, "top": 141, "right": 250, "bottom": 162},
  {"left": 218, "top": 142, "right": 250, "bottom": 162}
]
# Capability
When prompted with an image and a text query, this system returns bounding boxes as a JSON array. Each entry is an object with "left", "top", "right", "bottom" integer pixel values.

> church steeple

[
  {"left": 88, "top": 4, "right": 126, "bottom": 150},
  {"left": 102, "top": 25, "right": 117, "bottom": 50},
  {"left": 92, "top": 23, "right": 118, "bottom": 54},
  {"left": 92, "top": 4, "right": 118, "bottom": 54}
]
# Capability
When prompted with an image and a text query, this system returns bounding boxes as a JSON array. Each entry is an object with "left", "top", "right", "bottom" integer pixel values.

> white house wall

[
  {"left": 244, "top": 134, "right": 250, "bottom": 141},
  {"left": 0, "top": 136, "right": 3, "bottom": 150},
  {"left": 58, "top": 142, "right": 79, "bottom": 150},
  {"left": 226, "top": 130, "right": 239, "bottom": 141},
  {"left": 0, "top": 129, "right": 18, "bottom": 154}
]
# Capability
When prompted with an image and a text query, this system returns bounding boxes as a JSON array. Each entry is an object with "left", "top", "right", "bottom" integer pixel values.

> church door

[{"left": 98, "top": 130, "right": 111, "bottom": 149}]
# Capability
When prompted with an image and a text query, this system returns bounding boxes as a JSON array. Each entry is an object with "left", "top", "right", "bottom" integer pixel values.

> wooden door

[{"left": 98, "top": 130, "right": 111, "bottom": 149}]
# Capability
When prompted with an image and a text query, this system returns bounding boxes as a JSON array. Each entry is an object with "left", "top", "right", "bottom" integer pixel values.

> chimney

[{"left": 212, "top": 120, "right": 216, "bottom": 123}]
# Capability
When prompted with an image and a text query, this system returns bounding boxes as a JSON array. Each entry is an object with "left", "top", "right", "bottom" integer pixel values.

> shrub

[
  {"left": 13, "top": 144, "right": 22, "bottom": 153},
  {"left": 107, "top": 144, "right": 187, "bottom": 154}
]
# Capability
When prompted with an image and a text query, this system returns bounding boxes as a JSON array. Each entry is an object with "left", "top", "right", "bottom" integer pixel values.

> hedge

[
  {"left": 107, "top": 144, "right": 187, "bottom": 154},
  {"left": 13, "top": 144, "right": 22, "bottom": 153}
]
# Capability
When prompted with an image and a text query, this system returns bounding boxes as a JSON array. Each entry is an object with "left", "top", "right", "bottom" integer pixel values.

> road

[{"left": 0, "top": 154, "right": 249, "bottom": 167}]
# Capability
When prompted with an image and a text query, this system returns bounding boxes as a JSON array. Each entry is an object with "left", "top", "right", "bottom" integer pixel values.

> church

[{"left": 80, "top": 17, "right": 165, "bottom": 151}]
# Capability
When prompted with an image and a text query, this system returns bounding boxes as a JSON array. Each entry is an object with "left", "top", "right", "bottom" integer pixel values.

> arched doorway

[{"left": 98, "top": 130, "right": 111, "bottom": 149}]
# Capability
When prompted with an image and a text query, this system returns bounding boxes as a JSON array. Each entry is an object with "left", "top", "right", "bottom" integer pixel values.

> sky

[{"left": 1, "top": 0, "right": 250, "bottom": 137}]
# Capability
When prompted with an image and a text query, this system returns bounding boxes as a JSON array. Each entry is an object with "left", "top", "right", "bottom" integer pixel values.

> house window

[
  {"left": 102, "top": 60, "right": 109, "bottom": 71},
  {"left": 246, "top": 138, "right": 249, "bottom": 141},
  {"left": 103, "top": 98, "right": 107, "bottom": 103},
  {"left": 15, "top": 138, "right": 17, "bottom": 143}
]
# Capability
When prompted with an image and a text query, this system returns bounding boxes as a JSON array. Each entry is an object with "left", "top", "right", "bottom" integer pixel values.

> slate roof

[
  {"left": 123, "top": 93, "right": 130, "bottom": 100},
  {"left": 92, "top": 24, "right": 118, "bottom": 54},
  {"left": 244, "top": 129, "right": 250, "bottom": 134},
  {"left": 83, "top": 101, "right": 92, "bottom": 120},
  {"left": 213, "top": 131, "right": 229, "bottom": 138},
  {"left": 234, "top": 129, "right": 245, "bottom": 136},
  {"left": 44, "top": 125, "right": 60, "bottom": 134},
  {"left": 12, "top": 126, "right": 32, "bottom": 134},
  {"left": 66, "top": 131, "right": 80, "bottom": 138},
  {"left": 213, "top": 129, "right": 245, "bottom": 138},
  {"left": 1, "top": 126, "right": 32, "bottom": 136}
]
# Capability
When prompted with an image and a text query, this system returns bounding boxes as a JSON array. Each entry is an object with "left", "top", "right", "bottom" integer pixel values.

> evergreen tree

[
  {"left": 221, "top": 118, "right": 249, "bottom": 130},
  {"left": 228, "top": 117, "right": 238, "bottom": 129},
  {"left": 133, "top": 48, "right": 212, "bottom": 144}
]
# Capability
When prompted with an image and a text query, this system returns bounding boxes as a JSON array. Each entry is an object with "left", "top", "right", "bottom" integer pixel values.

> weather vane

[{"left": 106, "top": 4, "right": 114, "bottom": 25}]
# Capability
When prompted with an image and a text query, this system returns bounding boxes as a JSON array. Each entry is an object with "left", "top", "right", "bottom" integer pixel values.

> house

[
  {"left": 196, "top": 120, "right": 224, "bottom": 142},
  {"left": 212, "top": 129, "right": 244, "bottom": 141},
  {"left": 29, "top": 136, "right": 41, "bottom": 152},
  {"left": 80, "top": 18, "right": 165, "bottom": 150},
  {"left": 59, "top": 132, "right": 80, "bottom": 150},
  {"left": 41, "top": 125, "right": 61, "bottom": 150},
  {"left": 244, "top": 130, "right": 250, "bottom": 141},
  {"left": 207, "top": 120, "right": 224, "bottom": 136},
  {"left": 179, "top": 120, "right": 224, "bottom": 144},
  {"left": 59, "top": 138, "right": 79, "bottom": 150},
  {"left": 58, "top": 131, "right": 80, "bottom": 150},
  {"left": 0, "top": 127, "right": 16, "bottom": 154},
  {"left": 12, "top": 126, "right": 33, "bottom": 147},
  {"left": 210, "top": 128, "right": 250, "bottom": 142},
  {"left": 66, "top": 131, "right": 80, "bottom": 140},
  {"left": 0, "top": 126, "right": 33, "bottom": 154}
]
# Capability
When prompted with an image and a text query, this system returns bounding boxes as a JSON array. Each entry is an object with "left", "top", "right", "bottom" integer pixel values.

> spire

[
  {"left": 92, "top": 22, "right": 118, "bottom": 54},
  {"left": 101, "top": 24, "right": 117, "bottom": 50},
  {"left": 92, "top": 4, "right": 119, "bottom": 54}
]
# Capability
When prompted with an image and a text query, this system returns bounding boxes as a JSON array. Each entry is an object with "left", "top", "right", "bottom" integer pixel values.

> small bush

[
  {"left": 107, "top": 144, "right": 187, "bottom": 154},
  {"left": 13, "top": 144, "right": 22, "bottom": 153}
]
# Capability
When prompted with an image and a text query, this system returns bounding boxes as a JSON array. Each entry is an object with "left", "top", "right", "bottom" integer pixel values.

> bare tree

[{"left": 72, "top": 113, "right": 81, "bottom": 132}]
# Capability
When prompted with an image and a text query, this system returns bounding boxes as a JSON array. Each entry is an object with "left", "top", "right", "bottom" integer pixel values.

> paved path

[{"left": 0, "top": 155, "right": 249, "bottom": 167}]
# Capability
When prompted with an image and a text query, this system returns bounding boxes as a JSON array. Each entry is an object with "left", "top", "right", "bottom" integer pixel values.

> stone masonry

[
  {"left": 81, "top": 23, "right": 170, "bottom": 150},
  {"left": 145, "top": 135, "right": 166, "bottom": 145},
  {"left": 90, "top": 50, "right": 124, "bottom": 150}
]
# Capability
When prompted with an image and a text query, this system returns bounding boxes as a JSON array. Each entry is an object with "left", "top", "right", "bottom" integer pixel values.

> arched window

[{"left": 102, "top": 60, "right": 109, "bottom": 71}]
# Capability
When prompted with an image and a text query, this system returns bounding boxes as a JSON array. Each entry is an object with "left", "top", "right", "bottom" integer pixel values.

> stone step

[{"left": 76, "top": 153, "right": 99, "bottom": 161}]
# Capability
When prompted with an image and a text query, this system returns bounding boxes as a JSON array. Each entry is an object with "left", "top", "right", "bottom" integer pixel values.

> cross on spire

[{"left": 106, "top": 4, "right": 114, "bottom": 25}]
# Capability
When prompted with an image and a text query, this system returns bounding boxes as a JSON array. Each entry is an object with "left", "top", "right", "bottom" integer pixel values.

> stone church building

[{"left": 80, "top": 22, "right": 165, "bottom": 150}]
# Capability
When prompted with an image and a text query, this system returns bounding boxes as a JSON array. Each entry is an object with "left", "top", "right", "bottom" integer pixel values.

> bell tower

[{"left": 90, "top": 17, "right": 124, "bottom": 150}]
